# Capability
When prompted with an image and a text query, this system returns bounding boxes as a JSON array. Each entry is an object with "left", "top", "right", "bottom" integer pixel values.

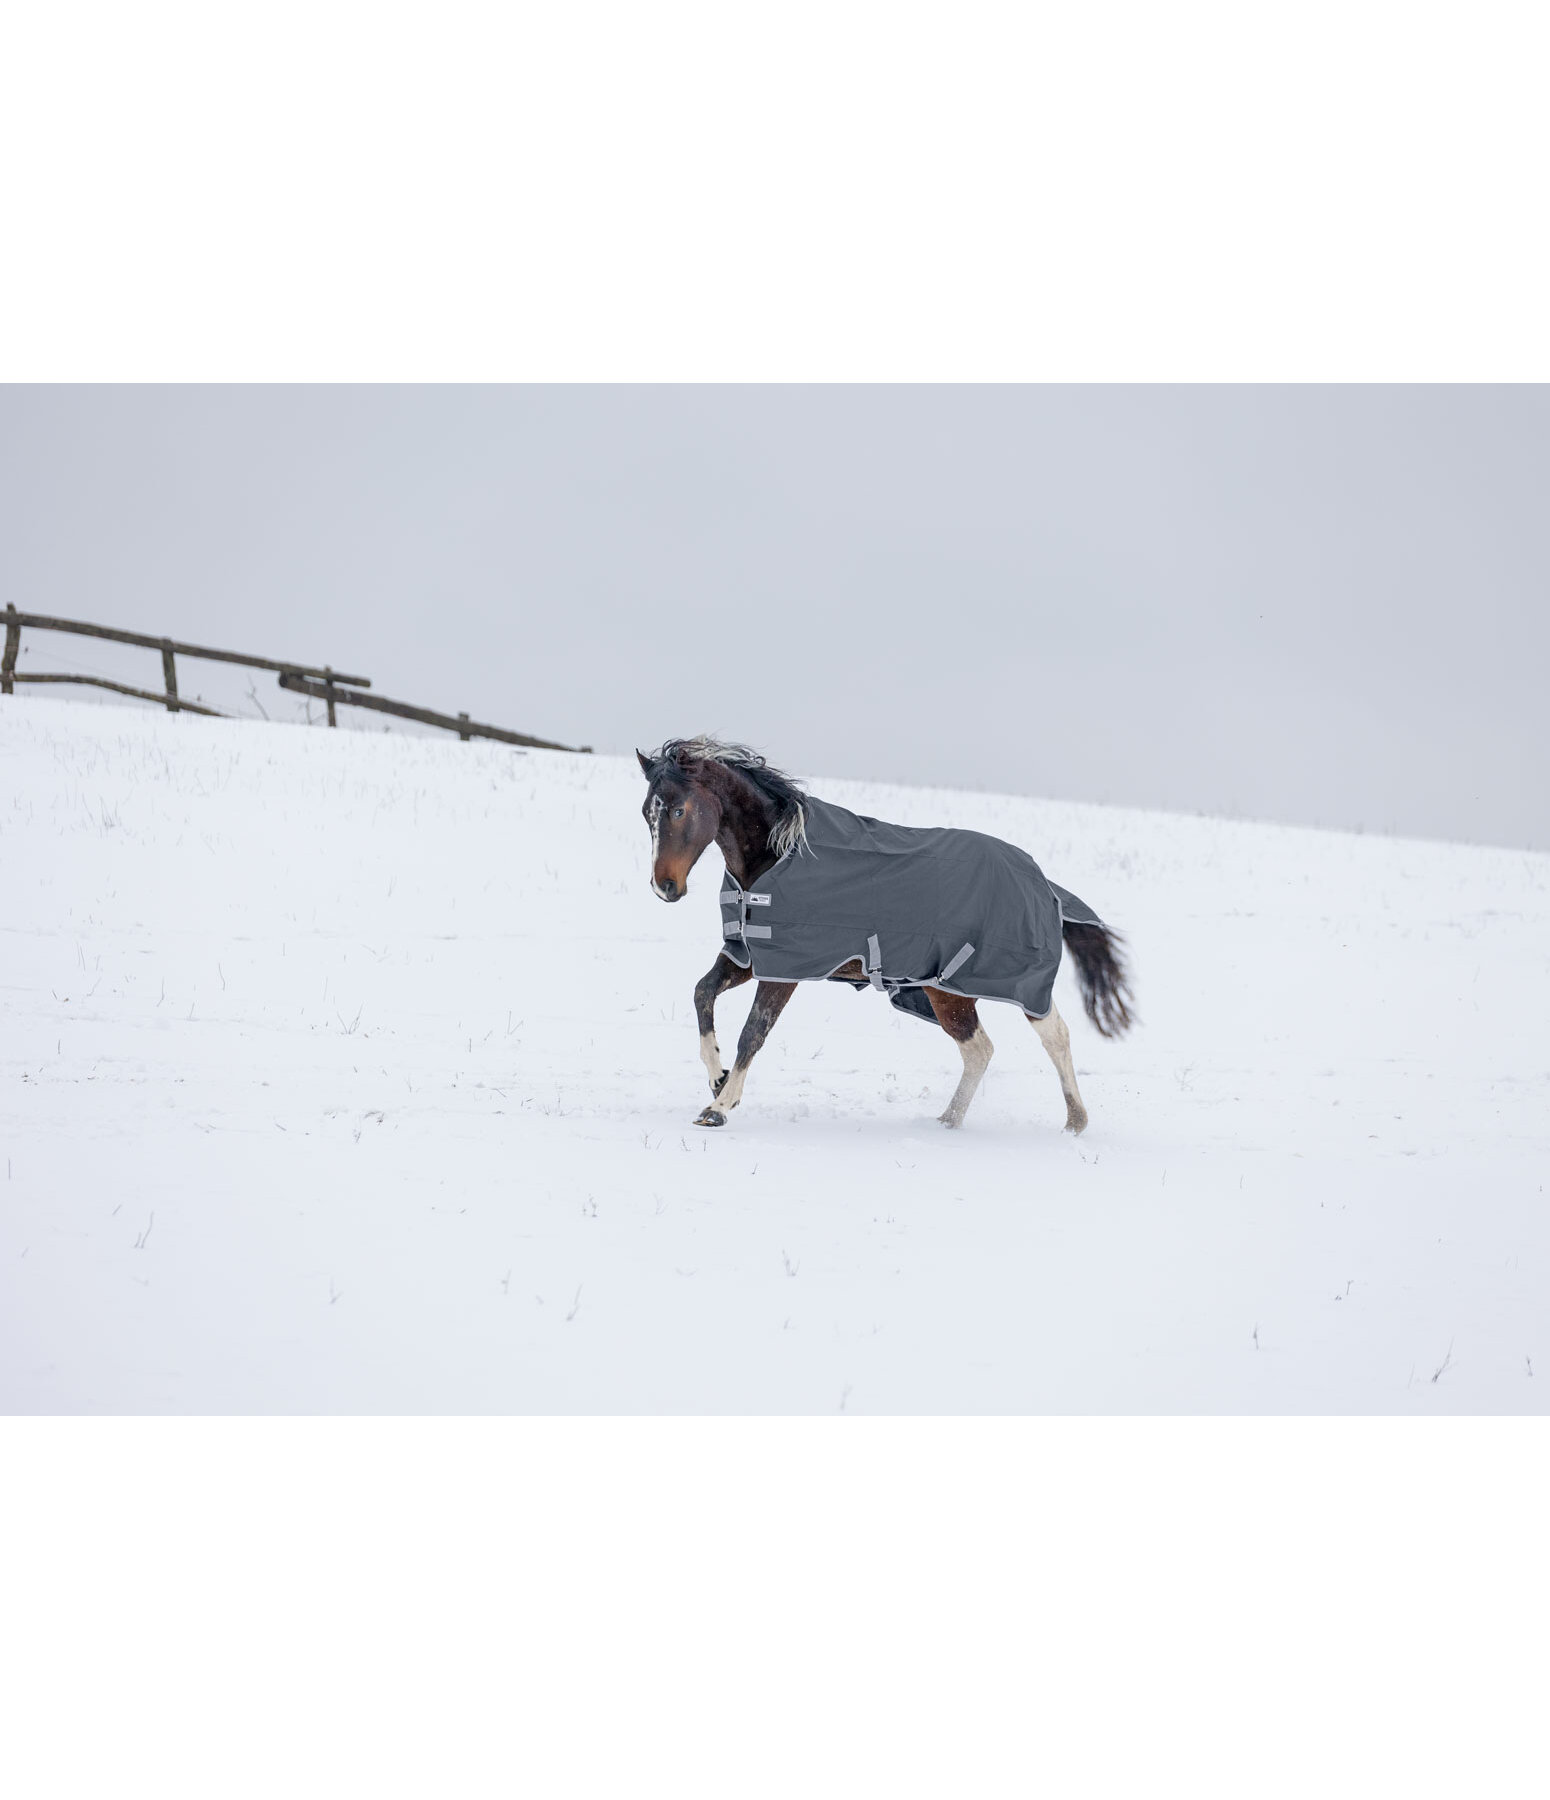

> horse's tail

[{"left": 1061, "top": 920, "right": 1136, "bottom": 1039}]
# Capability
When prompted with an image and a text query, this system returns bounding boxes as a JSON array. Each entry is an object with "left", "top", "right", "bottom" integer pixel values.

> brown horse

[{"left": 638, "top": 736, "right": 1134, "bottom": 1131}]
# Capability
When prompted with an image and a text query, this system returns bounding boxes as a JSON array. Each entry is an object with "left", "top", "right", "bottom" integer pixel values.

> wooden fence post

[
  {"left": 323, "top": 667, "right": 338, "bottom": 727},
  {"left": 457, "top": 711, "right": 472, "bottom": 741},
  {"left": 1, "top": 604, "right": 18, "bottom": 696},
  {"left": 160, "top": 640, "right": 180, "bottom": 713}
]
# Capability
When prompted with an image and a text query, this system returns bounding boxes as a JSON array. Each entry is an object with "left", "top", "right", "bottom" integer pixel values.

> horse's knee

[{"left": 693, "top": 973, "right": 721, "bottom": 1027}]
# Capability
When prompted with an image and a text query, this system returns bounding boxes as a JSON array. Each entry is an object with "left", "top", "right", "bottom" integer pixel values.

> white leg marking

[
  {"left": 699, "top": 1031, "right": 727, "bottom": 1094},
  {"left": 695, "top": 1060, "right": 747, "bottom": 1126},
  {"left": 715, "top": 1063, "right": 749, "bottom": 1111},
  {"left": 1028, "top": 1003, "right": 1088, "bottom": 1133},
  {"left": 939, "top": 1025, "right": 994, "bottom": 1129}
]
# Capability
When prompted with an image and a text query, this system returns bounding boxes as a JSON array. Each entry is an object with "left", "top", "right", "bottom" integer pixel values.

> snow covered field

[{"left": 3, "top": 697, "right": 1547, "bottom": 1413}]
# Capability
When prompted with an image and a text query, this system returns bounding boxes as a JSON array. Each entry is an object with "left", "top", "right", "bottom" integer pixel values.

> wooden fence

[{"left": 0, "top": 604, "right": 590, "bottom": 753}]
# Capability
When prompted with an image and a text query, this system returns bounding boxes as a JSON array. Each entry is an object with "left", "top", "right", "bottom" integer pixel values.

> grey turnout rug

[{"left": 718, "top": 795, "right": 1101, "bottom": 1024}]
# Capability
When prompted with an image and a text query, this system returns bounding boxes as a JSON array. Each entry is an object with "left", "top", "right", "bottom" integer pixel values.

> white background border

[
  {"left": 7, "top": 1419, "right": 1549, "bottom": 1795},
  {"left": 3, "top": 2, "right": 1547, "bottom": 380}
]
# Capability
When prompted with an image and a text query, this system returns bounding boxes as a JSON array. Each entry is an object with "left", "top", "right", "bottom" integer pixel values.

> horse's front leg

[
  {"left": 695, "top": 980, "right": 798, "bottom": 1127},
  {"left": 694, "top": 953, "right": 754, "bottom": 1099}
]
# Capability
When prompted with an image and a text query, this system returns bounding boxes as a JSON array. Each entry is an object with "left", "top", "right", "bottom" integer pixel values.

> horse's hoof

[
  {"left": 937, "top": 1111, "right": 962, "bottom": 1130},
  {"left": 1065, "top": 1113, "right": 1089, "bottom": 1136},
  {"left": 694, "top": 1107, "right": 727, "bottom": 1128}
]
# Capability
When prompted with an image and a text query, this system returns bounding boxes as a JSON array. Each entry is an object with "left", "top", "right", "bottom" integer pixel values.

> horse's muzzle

[{"left": 652, "top": 876, "right": 681, "bottom": 902}]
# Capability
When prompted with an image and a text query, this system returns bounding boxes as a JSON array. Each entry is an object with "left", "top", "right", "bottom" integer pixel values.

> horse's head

[{"left": 637, "top": 746, "right": 721, "bottom": 902}]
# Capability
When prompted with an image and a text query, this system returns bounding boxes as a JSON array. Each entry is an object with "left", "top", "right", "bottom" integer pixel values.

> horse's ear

[{"left": 636, "top": 750, "right": 654, "bottom": 779}]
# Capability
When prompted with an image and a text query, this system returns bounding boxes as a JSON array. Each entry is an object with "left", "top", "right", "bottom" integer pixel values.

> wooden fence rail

[
  {"left": 277, "top": 674, "right": 590, "bottom": 751},
  {"left": 1, "top": 603, "right": 590, "bottom": 752},
  {"left": 2, "top": 607, "right": 371, "bottom": 695},
  {"left": 8, "top": 671, "right": 226, "bottom": 717}
]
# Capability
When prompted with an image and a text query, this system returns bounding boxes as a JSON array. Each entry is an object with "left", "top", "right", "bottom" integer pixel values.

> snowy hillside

[{"left": 3, "top": 697, "right": 1547, "bottom": 1412}]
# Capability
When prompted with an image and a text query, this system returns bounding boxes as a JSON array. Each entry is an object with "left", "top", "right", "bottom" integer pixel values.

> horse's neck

[{"left": 707, "top": 765, "right": 781, "bottom": 886}]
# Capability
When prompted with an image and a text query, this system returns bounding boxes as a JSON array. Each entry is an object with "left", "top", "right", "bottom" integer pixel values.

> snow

[{"left": 3, "top": 696, "right": 1547, "bottom": 1413}]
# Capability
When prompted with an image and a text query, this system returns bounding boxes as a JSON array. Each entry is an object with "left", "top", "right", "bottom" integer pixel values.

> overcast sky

[{"left": 2, "top": 385, "right": 1545, "bottom": 849}]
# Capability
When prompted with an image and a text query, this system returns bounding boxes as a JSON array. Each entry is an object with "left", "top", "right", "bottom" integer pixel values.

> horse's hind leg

[
  {"left": 695, "top": 979, "right": 798, "bottom": 1127},
  {"left": 694, "top": 953, "right": 753, "bottom": 1097},
  {"left": 925, "top": 988, "right": 994, "bottom": 1128},
  {"left": 1027, "top": 1003, "right": 1088, "bottom": 1134}
]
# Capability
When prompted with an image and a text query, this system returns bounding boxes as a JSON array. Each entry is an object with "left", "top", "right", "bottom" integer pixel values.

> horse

[{"left": 637, "top": 736, "right": 1135, "bottom": 1131}]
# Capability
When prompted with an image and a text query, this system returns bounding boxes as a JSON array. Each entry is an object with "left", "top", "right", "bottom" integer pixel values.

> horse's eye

[{"left": 672, "top": 806, "right": 686, "bottom": 820}]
